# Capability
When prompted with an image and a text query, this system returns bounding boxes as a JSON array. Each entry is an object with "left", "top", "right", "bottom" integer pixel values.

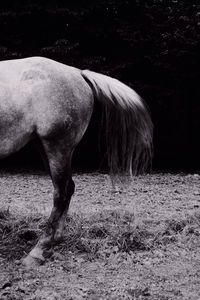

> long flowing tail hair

[{"left": 81, "top": 70, "right": 153, "bottom": 178}]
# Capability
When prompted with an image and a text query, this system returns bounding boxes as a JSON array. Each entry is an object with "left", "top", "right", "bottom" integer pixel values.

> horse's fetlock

[{"left": 54, "top": 230, "right": 63, "bottom": 242}]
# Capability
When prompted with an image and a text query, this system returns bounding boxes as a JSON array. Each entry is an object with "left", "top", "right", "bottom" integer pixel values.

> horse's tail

[{"left": 81, "top": 69, "right": 153, "bottom": 178}]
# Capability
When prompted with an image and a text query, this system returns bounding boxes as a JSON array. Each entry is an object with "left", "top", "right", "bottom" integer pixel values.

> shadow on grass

[
  {"left": 1, "top": 209, "right": 200, "bottom": 261},
  {"left": 0, "top": 209, "right": 44, "bottom": 260}
]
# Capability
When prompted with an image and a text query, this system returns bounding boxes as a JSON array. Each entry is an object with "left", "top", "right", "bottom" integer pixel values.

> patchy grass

[
  {"left": 1, "top": 208, "right": 200, "bottom": 262},
  {"left": 0, "top": 209, "right": 44, "bottom": 260},
  {"left": 0, "top": 173, "right": 200, "bottom": 299}
]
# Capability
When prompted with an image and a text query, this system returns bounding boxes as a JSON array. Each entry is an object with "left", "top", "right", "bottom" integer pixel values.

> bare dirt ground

[{"left": 0, "top": 171, "right": 200, "bottom": 300}]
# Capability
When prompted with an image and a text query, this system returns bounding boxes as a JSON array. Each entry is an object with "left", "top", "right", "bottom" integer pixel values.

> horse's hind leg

[{"left": 23, "top": 138, "right": 75, "bottom": 266}]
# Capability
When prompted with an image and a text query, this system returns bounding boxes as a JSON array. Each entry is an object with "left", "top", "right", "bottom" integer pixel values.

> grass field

[{"left": 0, "top": 171, "right": 200, "bottom": 299}]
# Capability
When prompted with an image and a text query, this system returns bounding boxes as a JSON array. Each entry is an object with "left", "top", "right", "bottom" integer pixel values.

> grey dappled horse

[{"left": 0, "top": 57, "right": 153, "bottom": 266}]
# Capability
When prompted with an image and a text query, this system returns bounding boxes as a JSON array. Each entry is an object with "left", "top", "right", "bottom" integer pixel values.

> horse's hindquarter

[
  {"left": 30, "top": 58, "right": 94, "bottom": 146},
  {"left": 0, "top": 57, "right": 94, "bottom": 157}
]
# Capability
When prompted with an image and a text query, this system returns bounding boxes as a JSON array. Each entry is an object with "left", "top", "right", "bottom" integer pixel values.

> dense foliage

[{"left": 0, "top": 1, "right": 199, "bottom": 171}]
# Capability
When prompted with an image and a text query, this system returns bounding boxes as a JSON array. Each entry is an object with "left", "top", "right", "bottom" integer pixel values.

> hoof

[
  {"left": 22, "top": 254, "right": 45, "bottom": 268},
  {"left": 22, "top": 248, "right": 45, "bottom": 267}
]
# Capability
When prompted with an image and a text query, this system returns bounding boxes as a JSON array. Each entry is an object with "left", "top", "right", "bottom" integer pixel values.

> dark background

[{"left": 0, "top": 0, "right": 199, "bottom": 172}]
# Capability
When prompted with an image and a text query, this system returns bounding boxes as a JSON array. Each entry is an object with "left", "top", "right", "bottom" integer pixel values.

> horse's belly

[
  {"left": 0, "top": 133, "right": 32, "bottom": 158},
  {"left": 0, "top": 123, "right": 33, "bottom": 158}
]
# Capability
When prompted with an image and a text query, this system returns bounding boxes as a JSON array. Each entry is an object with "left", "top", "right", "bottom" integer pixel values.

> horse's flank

[{"left": 0, "top": 57, "right": 94, "bottom": 158}]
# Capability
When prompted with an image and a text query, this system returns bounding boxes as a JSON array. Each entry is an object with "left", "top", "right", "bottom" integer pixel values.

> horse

[{"left": 0, "top": 56, "right": 153, "bottom": 266}]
